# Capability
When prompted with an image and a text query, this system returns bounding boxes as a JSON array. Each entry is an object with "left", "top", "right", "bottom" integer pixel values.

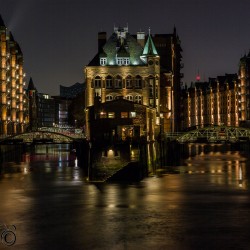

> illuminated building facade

[
  {"left": 85, "top": 26, "right": 160, "bottom": 141},
  {"left": 183, "top": 74, "right": 239, "bottom": 128},
  {"left": 0, "top": 15, "right": 28, "bottom": 135},
  {"left": 238, "top": 52, "right": 250, "bottom": 126}
]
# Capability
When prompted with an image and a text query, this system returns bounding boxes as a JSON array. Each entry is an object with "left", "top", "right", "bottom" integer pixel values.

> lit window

[
  {"left": 125, "top": 95, "right": 133, "bottom": 101},
  {"left": 135, "top": 95, "right": 142, "bottom": 104},
  {"left": 100, "top": 58, "right": 107, "bottom": 66},
  {"left": 106, "top": 95, "right": 113, "bottom": 101},
  {"left": 100, "top": 112, "right": 107, "bottom": 118},
  {"left": 108, "top": 112, "right": 115, "bottom": 118},
  {"left": 121, "top": 112, "right": 128, "bottom": 118},
  {"left": 129, "top": 112, "right": 136, "bottom": 118}
]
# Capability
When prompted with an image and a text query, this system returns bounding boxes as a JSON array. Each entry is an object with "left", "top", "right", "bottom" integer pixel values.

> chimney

[
  {"left": 98, "top": 32, "right": 107, "bottom": 52},
  {"left": 137, "top": 31, "right": 145, "bottom": 47}
]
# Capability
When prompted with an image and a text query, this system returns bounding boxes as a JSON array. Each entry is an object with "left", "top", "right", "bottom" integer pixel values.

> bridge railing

[{"left": 175, "top": 126, "right": 250, "bottom": 143}]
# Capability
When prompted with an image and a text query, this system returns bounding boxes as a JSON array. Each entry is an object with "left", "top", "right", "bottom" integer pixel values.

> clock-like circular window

[{"left": 148, "top": 60, "right": 154, "bottom": 65}]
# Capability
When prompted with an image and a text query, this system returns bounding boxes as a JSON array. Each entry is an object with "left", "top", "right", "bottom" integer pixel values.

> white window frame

[
  {"left": 135, "top": 95, "right": 142, "bottom": 104},
  {"left": 126, "top": 95, "right": 133, "bottom": 101},
  {"left": 100, "top": 58, "right": 107, "bottom": 66}
]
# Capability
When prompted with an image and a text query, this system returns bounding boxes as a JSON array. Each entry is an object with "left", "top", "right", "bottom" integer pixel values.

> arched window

[
  {"left": 106, "top": 75, "right": 113, "bottom": 89},
  {"left": 125, "top": 95, "right": 133, "bottom": 101},
  {"left": 94, "top": 76, "right": 101, "bottom": 88},
  {"left": 134, "top": 75, "right": 142, "bottom": 88},
  {"left": 135, "top": 95, "right": 142, "bottom": 104},
  {"left": 106, "top": 95, "right": 113, "bottom": 101},
  {"left": 115, "top": 75, "right": 122, "bottom": 89},
  {"left": 125, "top": 76, "right": 133, "bottom": 89}
]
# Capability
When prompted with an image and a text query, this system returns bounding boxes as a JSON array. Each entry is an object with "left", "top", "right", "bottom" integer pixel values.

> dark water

[{"left": 0, "top": 143, "right": 250, "bottom": 250}]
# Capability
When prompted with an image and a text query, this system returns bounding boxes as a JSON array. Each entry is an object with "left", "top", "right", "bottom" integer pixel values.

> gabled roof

[
  {"left": 116, "top": 43, "right": 130, "bottom": 57},
  {"left": 88, "top": 28, "right": 145, "bottom": 66},
  {"left": 142, "top": 35, "right": 158, "bottom": 56}
]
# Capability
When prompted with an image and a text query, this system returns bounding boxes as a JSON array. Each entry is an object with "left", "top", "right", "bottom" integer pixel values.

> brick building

[{"left": 0, "top": 15, "right": 29, "bottom": 135}]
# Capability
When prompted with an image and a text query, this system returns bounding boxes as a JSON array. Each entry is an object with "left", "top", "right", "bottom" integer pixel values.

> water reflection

[
  {"left": 177, "top": 143, "right": 249, "bottom": 189},
  {"left": 0, "top": 143, "right": 250, "bottom": 249}
]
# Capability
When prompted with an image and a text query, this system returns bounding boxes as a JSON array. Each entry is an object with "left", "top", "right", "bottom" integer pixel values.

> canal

[{"left": 0, "top": 143, "right": 250, "bottom": 249}]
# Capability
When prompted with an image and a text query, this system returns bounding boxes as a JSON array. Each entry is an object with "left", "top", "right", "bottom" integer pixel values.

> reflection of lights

[
  {"left": 24, "top": 167, "right": 28, "bottom": 174},
  {"left": 107, "top": 149, "right": 114, "bottom": 157},
  {"left": 74, "top": 158, "right": 78, "bottom": 167}
]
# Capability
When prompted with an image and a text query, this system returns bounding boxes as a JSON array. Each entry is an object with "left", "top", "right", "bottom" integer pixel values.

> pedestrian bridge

[
  {"left": 0, "top": 128, "right": 85, "bottom": 144},
  {"left": 166, "top": 126, "right": 250, "bottom": 143}
]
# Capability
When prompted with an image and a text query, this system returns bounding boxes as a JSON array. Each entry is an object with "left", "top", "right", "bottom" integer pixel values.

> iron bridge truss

[
  {"left": 174, "top": 126, "right": 250, "bottom": 143},
  {"left": 0, "top": 130, "right": 85, "bottom": 144}
]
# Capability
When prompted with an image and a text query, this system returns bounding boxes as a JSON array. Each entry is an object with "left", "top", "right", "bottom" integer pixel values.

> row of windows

[
  {"left": 105, "top": 95, "right": 142, "bottom": 104},
  {"left": 93, "top": 76, "right": 144, "bottom": 89},
  {"left": 100, "top": 111, "right": 136, "bottom": 119},
  {"left": 100, "top": 57, "right": 130, "bottom": 66}
]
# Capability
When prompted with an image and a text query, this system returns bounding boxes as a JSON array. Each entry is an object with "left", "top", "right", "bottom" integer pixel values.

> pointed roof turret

[
  {"left": 0, "top": 14, "right": 6, "bottom": 27},
  {"left": 142, "top": 30, "right": 158, "bottom": 56},
  {"left": 27, "top": 77, "right": 37, "bottom": 91},
  {"left": 9, "top": 31, "right": 15, "bottom": 41}
]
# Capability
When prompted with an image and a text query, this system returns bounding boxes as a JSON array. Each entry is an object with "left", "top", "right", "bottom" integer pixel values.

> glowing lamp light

[{"left": 196, "top": 75, "right": 201, "bottom": 81}]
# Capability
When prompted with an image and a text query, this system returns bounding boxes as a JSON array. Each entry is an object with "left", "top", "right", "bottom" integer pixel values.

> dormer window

[
  {"left": 124, "top": 58, "right": 130, "bottom": 65},
  {"left": 100, "top": 58, "right": 107, "bottom": 66},
  {"left": 117, "top": 58, "right": 123, "bottom": 66},
  {"left": 116, "top": 57, "right": 130, "bottom": 66}
]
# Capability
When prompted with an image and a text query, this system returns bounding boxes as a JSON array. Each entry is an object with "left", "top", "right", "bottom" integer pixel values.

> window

[
  {"left": 124, "top": 58, "right": 130, "bottom": 65},
  {"left": 100, "top": 58, "right": 107, "bottom": 66},
  {"left": 106, "top": 95, "right": 113, "bottom": 101},
  {"left": 115, "top": 75, "right": 122, "bottom": 89},
  {"left": 117, "top": 58, "right": 123, "bottom": 65},
  {"left": 135, "top": 76, "right": 142, "bottom": 88},
  {"left": 129, "top": 112, "right": 136, "bottom": 118},
  {"left": 126, "top": 76, "right": 133, "bottom": 89},
  {"left": 116, "top": 57, "right": 130, "bottom": 65},
  {"left": 106, "top": 76, "right": 113, "bottom": 89},
  {"left": 94, "top": 76, "right": 101, "bottom": 88},
  {"left": 100, "top": 112, "right": 107, "bottom": 118},
  {"left": 121, "top": 112, "right": 128, "bottom": 118},
  {"left": 125, "top": 95, "right": 133, "bottom": 101},
  {"left": 135, "top": 95, "right": 142, "bottom": 104},
  {"left": 149, "top": 77, "right": 154, "bottom": 98},
  {"left": 149, "top": 84, "right": 153, "bottom": 98},
  {"left": 108, "top": 112, "right": 115, "bottom": 118}
]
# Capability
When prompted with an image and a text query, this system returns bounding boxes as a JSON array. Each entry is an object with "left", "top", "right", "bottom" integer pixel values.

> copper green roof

[
  {"left": 142, "top": 35, "right": 158, "bottom": 56},
  {"left": 88, "top": 30, "right": 145, "bottom": 66}
]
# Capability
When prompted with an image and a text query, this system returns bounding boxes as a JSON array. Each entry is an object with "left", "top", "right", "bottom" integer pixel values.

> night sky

[{"left": 1, "top": 0, "right": 250, "bottom": 95}]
